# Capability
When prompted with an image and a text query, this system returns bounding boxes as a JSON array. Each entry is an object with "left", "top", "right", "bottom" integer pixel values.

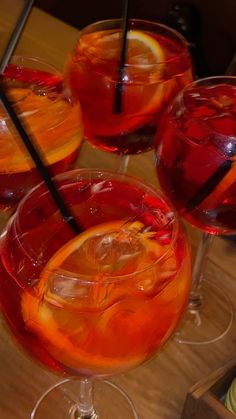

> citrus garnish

[
  {"left": 126, "top": 30, "right": 165, "bottom": 70},
  {"left": 81, "top": 29, "right": 164, "bottom": 68},
  {"left": 200, "top": 161, "right": 236, "bottom": 209},
  {"left": 21, "top": 220, "right": 167, "bottom": 372},
  {"left": 30, "top": 220, "right": 164, "bottom": 300},
  {"left": 0, "top": 87, "right": 83, "bottom": 173},
  {"left": 125, "top": 30, "right": 165, "bottom": 116}
]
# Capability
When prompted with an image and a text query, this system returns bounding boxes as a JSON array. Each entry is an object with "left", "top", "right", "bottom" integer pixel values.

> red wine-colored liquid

[{"left": 156, "top": 83, "right": 236, "bottom": 234}]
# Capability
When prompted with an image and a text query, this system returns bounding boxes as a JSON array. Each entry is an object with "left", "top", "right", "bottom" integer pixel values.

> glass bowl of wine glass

[
  {"left": 65, "top": 19, "right": 192, "bottom": 172},
  {"left": 0, "top": 168, "right": 191, "bottom": 418},
  {"left": 155, "top": 76, "right": 236, "bottom": 344},
  {"left": 0, "top": 55, "right": 83, "bottom": 213}
]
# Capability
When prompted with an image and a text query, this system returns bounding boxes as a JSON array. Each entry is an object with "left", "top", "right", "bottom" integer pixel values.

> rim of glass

[
  {"left": 164, "top": 75, "right": 236, "bottom": 153},
  {"left": 183, "top": 75, "right": 236, "bottom": 90},
  {"left": 2, "top": 54, "right": 81, "bottom": 168},
  {"left": 77, "top": 18, "right": 189, "bottom": 66},
  {"left": 13, "top": 168, "right": 180, "bottom": 284},
  {"left": 7, "top": 54, "right": 60, "bottom": 76},
  {"left": 178, "top": 75, "right": 236, "bottom": 118}
]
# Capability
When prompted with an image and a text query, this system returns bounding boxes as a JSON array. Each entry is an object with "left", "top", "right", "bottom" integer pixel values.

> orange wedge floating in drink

[
  {"left": 22, "top": 220, "right": 166, "bottom": 373},
  {"left": 80, "top": 29, "right": 165, "bottom": 70},
  {"left": 0, "top": 87, "right": 83, "bottom": 173},
  {"left": 200, "top": 161, "right": 236, "bottom": 210}
]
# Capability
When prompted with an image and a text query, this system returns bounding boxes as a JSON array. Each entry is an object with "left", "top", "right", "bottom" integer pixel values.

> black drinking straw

[
  {"left": 0, "top": 0, "right": 81, "bottom": 234},
  {"left": 185, "top": 145, "right": 236, "bottom": 212},
  {"left": 114, "top": 0, "right": 130, "bottom": 114},
  {"left": 0, "top": 82, "right": 81, "bottom": 234},
  {"left": 0, "top": 0, "right": 35, "bottom": 74}
]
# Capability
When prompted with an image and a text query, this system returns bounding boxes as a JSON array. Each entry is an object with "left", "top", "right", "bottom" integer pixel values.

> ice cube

[
  {"left": 45, "top": 270, "right": 90, "bottom": 307},
  {"left": 44, "top": 268, "right": 117, "bottom": 311},
  {"left": 208, "top": 114, "right": 236, "bottom": 137},
  {"left": 183, "top": 118, "right": 211, "bottom": 145},
  {"left": 184, "top": 89, "right": 216, "bottom": 117},
  {"left": 90, "top": 180, "right": 113, "bottom": 195},
  {"left": 86, "top": 227, "right": 144, "bottom": 275}
]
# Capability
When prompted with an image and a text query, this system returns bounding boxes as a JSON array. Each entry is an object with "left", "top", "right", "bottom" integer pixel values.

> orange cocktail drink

[
  {"left": 66, "top": 19, "right": 192, "bottom": 155},
  {"left": 0, "top": 169, "right": 191, "bottom": 377},
  {"left": 0, "top": 56, "right": 83, "bottom": 210}
]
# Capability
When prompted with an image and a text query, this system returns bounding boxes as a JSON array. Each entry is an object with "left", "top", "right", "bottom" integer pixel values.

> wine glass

[
  {"left": 65, "top": 19, "right": 192, "bottom": 172},
  {"left": 0, "top": 168, "right": 191, "bottom": 418},
  {"left": 0, "top": 55, "right": 83, "bottom": 217},
  {"left": 155, "top": 76, "right": 236, "bottom": 344}
]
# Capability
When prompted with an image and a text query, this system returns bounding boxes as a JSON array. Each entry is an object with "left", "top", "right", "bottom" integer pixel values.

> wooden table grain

[{"left": 0, "top": 1, "right": 236, "bottom": 418}]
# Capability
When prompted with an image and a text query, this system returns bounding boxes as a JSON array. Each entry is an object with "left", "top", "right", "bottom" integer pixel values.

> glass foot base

[
  {"left": 31, "top": 379, "right": 139, "bottom": 419},
  {"left": 174, "top": 281, "right": 233, "bottom": 345}
]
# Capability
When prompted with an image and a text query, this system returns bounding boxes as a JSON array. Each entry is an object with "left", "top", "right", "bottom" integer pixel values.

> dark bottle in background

[{"left": 166, "top": 2, "right": 207, "bottom": 77}]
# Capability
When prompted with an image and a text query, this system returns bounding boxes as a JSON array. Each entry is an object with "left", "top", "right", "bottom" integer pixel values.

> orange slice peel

[{"left": 21, "top": 220, "right": 167, "bottom": 372}]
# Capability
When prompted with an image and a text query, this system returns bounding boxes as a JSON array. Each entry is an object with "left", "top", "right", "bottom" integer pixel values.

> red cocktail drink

[
  {"left": 155, "top": 77, "right": 236, "bottom": 345},
  {"left": 156, "top": 78, "right": 236, "bottom": 235},
  {"left": 66, "top": 20, "right": 192, "bottom": 155}
]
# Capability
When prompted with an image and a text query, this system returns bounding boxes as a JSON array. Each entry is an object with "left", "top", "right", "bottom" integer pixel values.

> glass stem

[
  {"left": 118, "top": 155, "right": 130, "bottom": 173},
  {"left": 188, "top": 232, "right": 213, "bottom": 310},
  {"left": 73, "top": 378, "right": 98, "bottom": 419}
]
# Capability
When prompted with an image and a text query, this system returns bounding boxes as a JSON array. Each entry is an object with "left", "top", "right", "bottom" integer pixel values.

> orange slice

[
  {"left": 81, "top": 29, "right": 165, "bottom": 68},
  {"left": 21, "top": 220, "right": 165, "bottom": 372},
  {"left": 126, "top": 30, "right": 165, "bottom": 69},
  {"left": 0, "top": 87, "right": 83, "bottom": 173},
  {"left": 126, "top": 30, "right": 165, "bottom": 114},
  {"left": 200, "top": 161, "right": 236, "bottom": 209},
  {"left": 28, "top": 220, "right": 164, "bottom": 304}
]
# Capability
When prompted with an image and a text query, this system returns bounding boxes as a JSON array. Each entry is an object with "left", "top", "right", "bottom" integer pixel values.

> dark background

[{"left": 35, "top": 0, "right": 236, "bottom": 78}]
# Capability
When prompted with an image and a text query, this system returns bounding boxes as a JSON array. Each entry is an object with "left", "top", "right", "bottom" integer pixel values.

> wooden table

[{"left": 0, "top": 1, "right": 236, "bottom": 418}]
